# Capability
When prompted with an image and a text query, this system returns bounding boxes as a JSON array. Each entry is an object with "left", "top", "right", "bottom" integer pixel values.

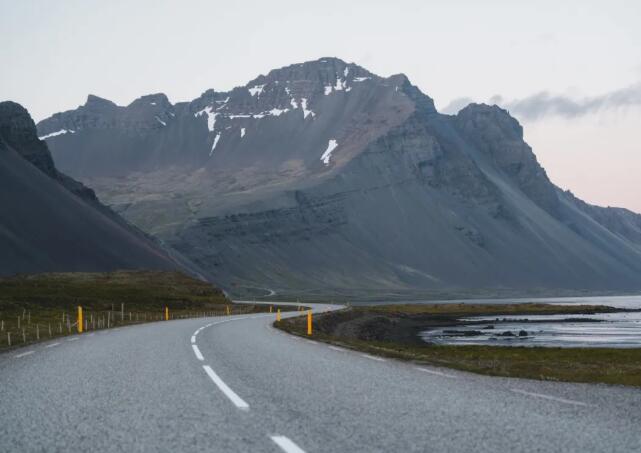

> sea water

[{"left": 420, "top": 295, "right": 641, "bottom": 348}]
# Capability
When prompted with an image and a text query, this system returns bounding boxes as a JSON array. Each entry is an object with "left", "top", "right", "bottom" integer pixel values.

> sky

[{"left": 1, "top": 0, "right": 640, "bottom": 212}]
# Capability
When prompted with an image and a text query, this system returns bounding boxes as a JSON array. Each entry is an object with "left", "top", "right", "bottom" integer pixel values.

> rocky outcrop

[
  {"left": 454, "top": 104, "right": 560, "bottom": 215},
  {"left": 0, "top": 102, "right": 57, "bottom": 177},
  {"left": 0, "top": 101, "right": 190, "bottom": 276}
]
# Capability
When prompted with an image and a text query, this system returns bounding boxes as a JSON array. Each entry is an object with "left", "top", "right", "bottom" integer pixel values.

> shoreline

[{"left": 275, "top": 303, "right": 641, "bottom": 387}]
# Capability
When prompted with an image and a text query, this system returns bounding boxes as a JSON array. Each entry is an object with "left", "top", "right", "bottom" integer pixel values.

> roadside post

[
  {"left": 307, "top": 310, "right": 312, "bottom": 336},
  {"left": 78, "top": 306, "right": 83, "bottom": 333},
  {"left": 277, "top": 308, "right": 281, "bottom": 322},
  {"left": 165, "top": 307, "right": 169, "bottom": 321}
]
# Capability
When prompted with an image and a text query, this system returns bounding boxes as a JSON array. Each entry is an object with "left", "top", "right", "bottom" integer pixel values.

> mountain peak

[
  {"left": 0, "top": 101, "right": 36, "bottom": 133},
  {"left": 128, "top": 93, "right": 172, "bottom": 109},
  {"left": 85, "top": 94, "right": 117, "bottom": 109},
  {"left": 456, "top": 103, "right": 523, "bottom": 139},
  {"left": 0, "top": 101, "right": 57, "bottom": 177},
  {"left": 0, "top": 101, "right": 41, "bottom": 146},
  {"left": 249, "top": 57, "right": 375, "bottom": 90}
]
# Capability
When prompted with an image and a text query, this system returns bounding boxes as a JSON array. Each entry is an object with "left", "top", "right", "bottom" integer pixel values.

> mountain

[
  {"left": 0, "top": 101, "right": 186, "bottom": 276},
  {"left": 37, "top": 58, "right": 641, "bottom": 296}
]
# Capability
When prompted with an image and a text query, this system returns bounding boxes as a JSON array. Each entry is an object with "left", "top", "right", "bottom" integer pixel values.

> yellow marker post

[
  {"left": 276, "top": 308, "right": 281, "bottom": 322},
  {"left": 77, "top": 306, "right": 83, "bottom": 333},
  {"left": 269, "top": 305, "right": 273, "bottom": 313},
  {"left": 307, "top": 310, "right": 312, "bottom": 336},
  {"left": 165, "top": 307, "right": 169, "bottom": 321}
]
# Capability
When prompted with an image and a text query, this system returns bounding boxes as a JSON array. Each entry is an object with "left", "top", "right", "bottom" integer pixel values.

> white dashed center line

[
  {"left": 271, "top": 435, "right": 307, "bottom": 453},
  {"left": 510, "top": 389, "right": 589, "bottom": 407},
  {"left": 417, "top": 367, "right": 456, "bottom": 378},
  {"left": 202, "top": 365, "right": 249, "bottom": 410},
  {"left": 15, "top": 351, "right": 35, "bottom": 358},
  {"left": 361, "top": 353, "right": 386, "bottom": 362},
  {"left": 67, "top": 337, "right": 79, "bottom": 341},
  {"left": 191, "top": 335, "right": 196, "bottom": 344},
  {"left": 45, "top": 342, "right": 61, "bottom": 348},
  {"left": 192, "top": 344, "right": 204, "bottom": 361}
]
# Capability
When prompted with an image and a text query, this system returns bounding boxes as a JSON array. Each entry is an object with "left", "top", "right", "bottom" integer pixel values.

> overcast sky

[{"left": 2, "top": 0, "right": 640, "bottom": 212}]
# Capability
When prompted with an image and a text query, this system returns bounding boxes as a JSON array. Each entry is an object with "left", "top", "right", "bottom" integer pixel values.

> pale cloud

[
  {"left": 440, "top": 97, "right": 475, "bottom": 115},
  {"left": 441, "top": 82, "right": 641, "bottom": 121}
]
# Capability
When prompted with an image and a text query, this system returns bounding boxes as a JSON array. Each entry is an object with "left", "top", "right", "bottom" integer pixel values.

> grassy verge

[
  {"left": 0, "top": 270, "right": 287, "bottom": 351},
  {"left": 275, "top": 304, "right": 641, "bottom": 387}
]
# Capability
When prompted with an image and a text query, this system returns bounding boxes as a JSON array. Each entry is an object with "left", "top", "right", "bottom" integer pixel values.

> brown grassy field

[{"left": 0, "top": 270, "right": 282, "bottom": 350}]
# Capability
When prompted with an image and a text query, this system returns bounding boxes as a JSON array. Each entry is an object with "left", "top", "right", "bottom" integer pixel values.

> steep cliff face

[
  {"left": 1, "top": 102, "right": 58, "bottom": 177},
  {"left": 0, "top": 101, "right": 186, "bottom": 276},
  {"left": 454, "top": 104, "right": 561, "bottom": 216},
  {"left": 0, "top": 102, "right": 99, "bottom": 203},
  {"left": 37, "top": 58, "right": 641, "bottom": 294}
]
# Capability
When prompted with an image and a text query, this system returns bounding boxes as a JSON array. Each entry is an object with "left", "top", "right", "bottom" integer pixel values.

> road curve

[{"left": 1, "top": 303, "right": 641, "bottom": 452}]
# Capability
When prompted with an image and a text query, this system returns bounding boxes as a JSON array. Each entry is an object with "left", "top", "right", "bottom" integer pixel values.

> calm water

[
  {"left": 420, "top": 295, "right": 641, "bottom": 309},
  {"left": 419, "top": 295, "right": 641, "bottom": 348}
]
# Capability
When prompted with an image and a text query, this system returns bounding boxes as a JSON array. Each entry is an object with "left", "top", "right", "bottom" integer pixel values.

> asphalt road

[{"left": 1, "top": 302, "right": 641, "bottom": 452}]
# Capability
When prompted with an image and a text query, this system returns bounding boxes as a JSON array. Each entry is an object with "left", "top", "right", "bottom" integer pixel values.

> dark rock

[
  {"left": 443, "top": 330, "right": 484, "bottom": 337},
  {"left": 498, "top": 331, "right": 516, "bottom": 337}
]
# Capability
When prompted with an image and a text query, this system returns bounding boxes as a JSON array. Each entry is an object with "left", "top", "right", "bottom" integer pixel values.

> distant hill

[
  {"left": 0, "top": 101, "right": 186, "bottom": 276},
  {"left": 37, "top": 58, "right": 641, "bottom": 294}
]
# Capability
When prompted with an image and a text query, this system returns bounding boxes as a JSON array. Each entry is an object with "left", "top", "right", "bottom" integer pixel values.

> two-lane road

[{"left": 1, "top": 303, "right": 640, "bottom": 452}]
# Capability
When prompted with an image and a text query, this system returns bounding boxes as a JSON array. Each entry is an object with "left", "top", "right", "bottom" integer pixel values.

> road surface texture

[{"left": 1, "top": 302, "right": 640, "bottom": 452}]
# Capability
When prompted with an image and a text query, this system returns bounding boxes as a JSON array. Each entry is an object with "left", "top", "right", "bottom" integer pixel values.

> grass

[
  {"left": 0, "top": 270, "right": 286, "bottom": 351},
  {"left": 276, "top": 304, "right": 641, "bottom": 387},
  {"left": 0, "top": 270, "right": 228, "bottom": 311}
]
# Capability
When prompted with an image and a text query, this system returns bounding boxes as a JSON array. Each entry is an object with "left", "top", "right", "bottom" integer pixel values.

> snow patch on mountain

[
  {"left": 334, "top": 77, "right": 347, "bottom": 91},
  {"left": 320, "top": 139, "right": 338, "bottom": 165},
  {"left": 268, "top": 108, "right": 289, "bottom": 116},
  {"left": 248, "top": 84, "right": 265, "bottom": 96},
  {"left": 38, "top": 129, "right": 74, "bottom": 140},
  {"left": 210, "top": 133, "right": 221, "bottom": 155},
  {"left": 301, "top": 98, "right": 315, "bottom": 119},
  {"left": 195, "top": 106, "right": 218, "bottom": 132}
]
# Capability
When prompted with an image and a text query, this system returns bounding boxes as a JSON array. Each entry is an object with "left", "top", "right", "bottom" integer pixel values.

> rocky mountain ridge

[{"left": 36, "top": 58, "right": 641, "bottom": 295}]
